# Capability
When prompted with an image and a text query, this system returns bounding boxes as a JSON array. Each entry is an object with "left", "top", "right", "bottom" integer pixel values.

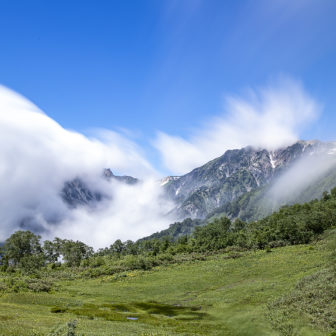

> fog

[
  {"left": 0, "top": 79, "right": 326, "bottom": 248},
  {"left": 267, "top": 145, "right": 336, "bottom": 207},
  {"left": 0, "top": 86, "right": 174, "bottom": 248}
]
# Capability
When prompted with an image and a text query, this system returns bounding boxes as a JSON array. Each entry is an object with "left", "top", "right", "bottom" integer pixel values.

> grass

[
  {"left": 0, "top": 239, "right": 333, "bottom": 336},
  {"left": 267, "top": 268, "right": 336, "bottom": 335}
]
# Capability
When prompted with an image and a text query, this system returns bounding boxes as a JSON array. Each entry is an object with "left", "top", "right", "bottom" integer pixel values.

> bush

[
  {"left": 156, "top": 253, "right": 174, "bottom": 263},
  {"left": 26, "top": 278, "right": 53, "bottom": 292},
  {"left": 268, "top": 240, "right": 287, "bottom": 248},
  {"left": 2, "top": 276, "right": 54, "bottom": 293},
  {"left": 0, "top": 281, "right": 9, "bottom": 292},
  {"left": 121, "top": 255, "right": 154, "bottom": 271}
]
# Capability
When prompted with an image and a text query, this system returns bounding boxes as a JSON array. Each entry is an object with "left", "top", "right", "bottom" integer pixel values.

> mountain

[
  {"left": 102, "top": 168, "right": 138, "bottom": 185},
  {"left": 61, "top": 140, "right": 336, "bottom": 241},
  {"left": 61, "top": 168, "right": 138, "bottom": 208},
  {"left": 206, "top": 165, "right": 336, "bottom": 223},
  {"left": 61, "top": 178, "right": 102, "bottom": 207},
  {"left": 140, "top": 140, "right": 336, "bottom": 241},
  {"left": 163, "top": 140, "right": 336, "bottom": 220}
]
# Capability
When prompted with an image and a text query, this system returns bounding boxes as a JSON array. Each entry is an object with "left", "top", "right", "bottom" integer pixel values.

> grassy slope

[{"left": 0, "top": 241, "right": 331, "bottom": 336}]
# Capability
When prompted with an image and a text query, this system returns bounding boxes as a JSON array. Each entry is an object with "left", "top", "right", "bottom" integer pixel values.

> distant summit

[
  {"left": 61, "top": 169, "right": 138, "bottom": 208},
  {"left": 103, "top": 168, "right": 138, "bottom": 185},
  {"left": 103, "top": 168, "right": 114, "bottom": 179}
]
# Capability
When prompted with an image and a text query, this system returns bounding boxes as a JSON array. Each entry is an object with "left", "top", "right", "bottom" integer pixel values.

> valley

[{"left": 0, "top": 238, "right": 333, "bottom": 335}]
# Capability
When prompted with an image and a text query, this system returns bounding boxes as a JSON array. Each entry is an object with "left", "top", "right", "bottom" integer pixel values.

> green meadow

[{"left": 0, "top": 237, "right": 333, "bottom": 336}]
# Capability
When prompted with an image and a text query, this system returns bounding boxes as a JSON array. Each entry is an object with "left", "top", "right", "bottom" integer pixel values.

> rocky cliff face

[
  {"left": 61, "top": 141, "right": 336, "bottom": 221},
  {"left": 61, "top": 178, "right": 102, "bottom": 207},
  {"left": 61, "top": 169, "right": 138, "bottom": 208},
  {"left": 163, "top": 140, "right": 336, "bottom": 219}
]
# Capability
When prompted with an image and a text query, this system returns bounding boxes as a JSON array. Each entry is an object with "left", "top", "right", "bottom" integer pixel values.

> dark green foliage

[
  {"left": 91, "top": 187, "right": 336, "bottom": 271},
  {"left": 43, "top": 239, "right": 61, "bottom": 263},
  {"left": 193, "top": 217, "right": 233, "bottom": 251},
  {"left": 109, "top": 239, "right": 125, "bottom": 258},
  {"left": 2, "top": 231, "right": 44, "bottom": 272},
  {"left": 121, "top": 255, "right": 156, "bottom": 270},
  {"left": 43, "top": 237, "right": 93, "bottom": 267},
  {"left": 1, "top": 232, "right": 93, "bottom": 273},
  {"left": 141, "top": 218, "right": 204, "bottom": 241},
  {"left": 25, "top": 278, "right": 53, "bottom": 292},
  {"left": 0, "top": 276, "right": 53, "bottom": 293},
  {"left": 248, "top": 194, "right": 336, "bottom": 248},
  {"left": 60, "top": 240, "right": 93, "bottom": 267}
]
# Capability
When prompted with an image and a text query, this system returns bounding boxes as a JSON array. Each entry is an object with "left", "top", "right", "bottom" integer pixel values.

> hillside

[
  {"left": 60, "top": 140, "right": 336, "bottom": 225},
  {"left": 0, "top": 237, "right": 334, "bottom": 335},
  {"left": 207, "top": 165, "right": 336, "bottom": 223},
  {"left": 0, "top": 188, "right": 335, "bottom": 335},
  {"left": 164, "top": 140, "right": 336, "bottom": 220}
]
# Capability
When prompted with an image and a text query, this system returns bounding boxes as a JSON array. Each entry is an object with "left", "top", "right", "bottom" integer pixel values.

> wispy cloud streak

[{"left": 154, "top": 78, "right": 320, "bottom": 174}]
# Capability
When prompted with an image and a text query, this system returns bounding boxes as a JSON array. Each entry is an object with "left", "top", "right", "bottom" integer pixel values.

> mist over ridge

[
  {"left": 0, "top": 79, "right": 332, "bottom": 248},
  {"left": 0, "top": 85, "right": 174, "bottom": 248}
]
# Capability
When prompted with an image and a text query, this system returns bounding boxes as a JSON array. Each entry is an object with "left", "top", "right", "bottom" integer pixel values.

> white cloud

[
  {"left": 0, "top": 85, "right": 174, "bottom": 248},
  {"left": 47, "top": 179, "right": 174, "bottom": 247},
  {"left": 0, "top": 77, "right": 323, "bottom": 247},
  {"left": 154, "top": 77, "right": 320, "bottom": 175},
  {"left": 267, "top": 147, "right": 336, "bottom": 206}
]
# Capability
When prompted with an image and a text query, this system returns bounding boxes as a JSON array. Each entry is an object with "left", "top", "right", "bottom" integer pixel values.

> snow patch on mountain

[{"left": 269, "top": 153, "right": 277, "bottom": 169}]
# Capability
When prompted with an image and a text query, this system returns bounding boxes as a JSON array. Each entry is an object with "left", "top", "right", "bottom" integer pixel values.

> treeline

[
  {"left": 0, "top": 232, "right": 93, "bottom": 273},
  {"left": 1, "top": 188, "right": 336, "bottom": 276},
  {"left": 98, "top": 187, "right": 336, "bottom": 256},
  {"left": 140, "top": 218, "right": 203, "bottom": 242}
]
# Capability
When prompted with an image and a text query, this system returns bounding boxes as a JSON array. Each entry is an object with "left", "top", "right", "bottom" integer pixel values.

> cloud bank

[
  {"left": 0, "top": 77, "right": 322, "bottom": 248},
  {"left": 154, "top": 78, "right": 320, "bottom": 175},
  {"left": 0, "top": 86, "right": 174, "bottom": 248}
]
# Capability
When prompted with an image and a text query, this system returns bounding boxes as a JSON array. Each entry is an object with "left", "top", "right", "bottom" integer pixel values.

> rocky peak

[
  {"left": 103, "top": 168, "right": 114, "bottom": 179},
  {"left": 61, "top": 178, "right": 102, "bottom": 208},
  {"left": 103, "top": 168, "right": 138, "bottom": 185},
  {"left": 61, "top": 169, "right": 138, "bottom": 208},
  {"left": 163, "top": 140, "right": 333, "bottom": 219},
  {"left": 160, "top": 176, "right": 180, "bottom": 186}
]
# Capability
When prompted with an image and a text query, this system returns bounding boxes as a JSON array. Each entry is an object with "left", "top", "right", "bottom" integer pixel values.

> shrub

[{"left": 26, "top": 278, "right": 53, "bottom": 292}]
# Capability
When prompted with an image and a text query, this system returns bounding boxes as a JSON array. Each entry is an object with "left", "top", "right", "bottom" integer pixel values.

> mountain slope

[
  {"left": 61, "top": 168, "right": 138, "bottom": 208},
  {"left": 207, "top": 164, "right": 336, "bottom": 222},
  {"left": 164, "top": 140, "right": 336, "bottom": 219},
  {"left": 61, "top": 178, "right": 102, "bottom": 207}
]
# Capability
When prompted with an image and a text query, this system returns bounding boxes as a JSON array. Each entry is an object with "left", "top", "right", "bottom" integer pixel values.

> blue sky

[{"left": 0, "top": 0, "right": 336, "bottom": 174}]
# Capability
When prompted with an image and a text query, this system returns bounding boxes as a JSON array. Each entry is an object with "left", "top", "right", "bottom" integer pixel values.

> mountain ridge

[
  {"left": 60, "top": 140, "right": 336, "bottom": 221},
  {"left": 61, "top": 168, "right": 138, "bottom": 208},
  {"left": 163, "top": 140, "right": 336, "bottom": 219}
]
